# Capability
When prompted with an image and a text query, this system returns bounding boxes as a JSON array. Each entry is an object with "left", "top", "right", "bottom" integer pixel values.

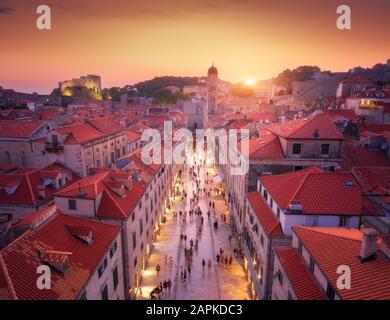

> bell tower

[{"left": 205, "top": 63, "right": 218, "bottom": 128}]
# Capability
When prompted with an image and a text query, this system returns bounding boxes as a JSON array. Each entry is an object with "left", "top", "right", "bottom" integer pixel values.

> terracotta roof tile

[
  {"left": 261, "top": 168, "right": 377, "bottom": 216},
  {"left": 248, "top": 131, "right": 284, "bottom": 160},
  {"left": 293, "top": 227, "right": 390, "bottom": 300},
  {"left": 274, "top": 247, "right": 325, "bottom": 300},
  {"left": 0, "top": 120, "right": 46, "bottom": 139},
  {"left": 247, "top": 192, "right": 283, "bottom": 236},
  {"left": 0, "top": 213, "right": 120, "bottom": 300},
  {"left": 266, "top": 113, "right": 343, "bottom": 140}
]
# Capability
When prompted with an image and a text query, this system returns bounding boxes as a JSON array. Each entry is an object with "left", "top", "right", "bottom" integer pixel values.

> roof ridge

[
  {"left": 0, "top": 253, "right": 17, "bottom": 300},
  {"left": 294, "top": 226, "right": 363, "bottom": 243},
  {"left": 99, "top": 189, "right": 126, "bottom": 218},
  {"left": 288, "top": 170, "right": 313, "bottom": 206}
]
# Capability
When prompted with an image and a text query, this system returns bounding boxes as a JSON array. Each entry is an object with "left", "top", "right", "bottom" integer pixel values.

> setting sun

[{"left": 245, "top": 79, "right": 256, "bottom": 86}]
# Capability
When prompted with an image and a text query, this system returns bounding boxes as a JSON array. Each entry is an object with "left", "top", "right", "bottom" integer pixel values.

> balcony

[{"left": 45, "top": 142, "right": 64, "bottom": 153}]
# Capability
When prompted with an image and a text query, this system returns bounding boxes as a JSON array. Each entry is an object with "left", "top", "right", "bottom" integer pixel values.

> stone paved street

[{"left": 138, "top": 158, "right": 251, "bottom": 300}]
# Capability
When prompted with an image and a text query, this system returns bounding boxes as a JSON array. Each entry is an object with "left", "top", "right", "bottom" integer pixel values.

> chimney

[
  {"left": 359, "top": 229, "right": 378, "bottom": 262},
  {"left": 37, "top": 184, "right": 46, "bottom": 199}
]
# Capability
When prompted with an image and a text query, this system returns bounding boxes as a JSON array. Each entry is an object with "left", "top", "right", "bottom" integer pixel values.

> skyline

[{"left": 1, "top": 0, "right": 390, "bottom": 93}]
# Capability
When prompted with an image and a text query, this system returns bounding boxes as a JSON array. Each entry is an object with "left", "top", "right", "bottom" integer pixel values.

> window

[
  {"left": 263, "top": 190, "right": 268, "bottom": 201},
  {"left": 68, "top": 199, "right": 77, "bottom": 210},
  {"left": 131, "top": 212, "right": 135, "bottom": 222},
  {"left": 270, "top": 198, "right": 273, "bottom": 209},
  {"left": 292, "top": 143, "right": 302, "bottom": 155},
  {"left": 98, "top": 258, "right": 108, "bottom": 278},
  {"left": 139, "top": 219, "right": 143, "bottom": 235},
  {"left": 309, "top": 257, "right": 315, "bottom": 273},
  {"left": 278, "top": 271, "right": 283, "bottom": 285},
  {"left": 109, "top": 241, "right": 117, "bottom": 258},
  {"left": 339, "top": 216, "right": 349, "bottom": 227},
  {"left": 101, "top": 285, "right": 109, "bottom": 300},
  {"left": 277, "top": 208, "right": 281, "bottom": 219},
  {"left": 260, "top": 234, "right": 264, "bottom": 247},
  {"left": 321, "top": 144, "right": 330, "bottom": 155},
  {"left": 113, "top": 266, "right": 119, "bottom": 290},
  {"left": 134, "top": 257, "right": 137, "bottom": 267},
  {"left": 298, "top": 241, "right": 303, "bottom": 254},
  {"left": 326, "top": 283, "right": 336, "bottom": 300},
  {"left": 132, "top": 232, "right": 137, "bottom": 249}
]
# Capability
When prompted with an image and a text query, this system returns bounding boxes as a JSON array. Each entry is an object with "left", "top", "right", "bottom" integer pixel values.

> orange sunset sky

[{"left": 0, "top": 0, "right": 389, "bottom": 94}]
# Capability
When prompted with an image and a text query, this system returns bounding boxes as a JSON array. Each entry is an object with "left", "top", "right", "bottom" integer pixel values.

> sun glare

[{"left": 245, "top": 78, "right": 255, "bottom": 86}]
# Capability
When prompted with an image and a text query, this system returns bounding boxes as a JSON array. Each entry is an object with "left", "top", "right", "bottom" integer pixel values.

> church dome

[{"left": 208, "top": 64, "right": 218, "bottom": 75}]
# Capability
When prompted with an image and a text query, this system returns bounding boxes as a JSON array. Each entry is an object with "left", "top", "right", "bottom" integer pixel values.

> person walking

[
  {"left": 202, "top": 259, "right": 206, "bottom": 270},
  {"left": 156, "top": 264, "right": 161, "bottom": 276},
  {"left": 167, "top": 279, "right": 172, "bottom": 293}
]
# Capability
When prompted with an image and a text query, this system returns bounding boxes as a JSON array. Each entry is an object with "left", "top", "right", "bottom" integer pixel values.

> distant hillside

[
  {"left": 133, "top": 76, "right": 200, "bottom": 98},
  {"left": 349, "top": 61, "right": 390, "bottom": 85},
  {"left": 272, "top": 59, "right": 390, "bottom": 88}
]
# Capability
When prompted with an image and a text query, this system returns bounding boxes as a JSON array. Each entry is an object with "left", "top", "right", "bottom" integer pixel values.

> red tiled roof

[
  {"left": 266, "top": 113, "right": 343, "bottom": 140},
  {"left": 56, "top": 118, "right": 126, "bottom": 145},
  {"left": 341, "top": 144, "right": 390, "bottom": 170},
  {"left": 0, "top": 213, "right": 120, "bottom": 300},
  {"left": 13, "top": 205, "right": 57, "bottom": 229},
  {"left": 352, "top": 167, "right": 390, "bottom": 196},
  {"left": 247, "top": 113, "right": 277, "bottom": 122},
  {"left": 358, "top": 124, "right": 390, "bottom": 136},
  {"left": 0, "top": 166, "right": 79, "bottom": 207},
  {"left": 274, "top": 247, "right": 325, "bottom": 300},
  {"left": 0, "top": 120, "right": 46, "bottom": 139},
  {"left": 324, "top": 109, "right": 360, "bottom": 122},
  {"left": 247, "top": 192, "right": 283, "bottom": 236},
  {"left": 54, "top": 169, "right": 110, "bottom": 199},
  {"left": 293, "top": 227, "right": 390, "bottom": 300},
  {"left": 248, "top": 131, "right": 284, "bottom": 160},
  {"left": 260, "top": 168, "right": 376, "bottom": 216},
  {"left": 127, "top": 129, "right": 141, "bottom": 142},
  {"left": 56, "top": 169, "right": 147, "bottom": 219},
  {"left": 228, "top": 120, "right": 253, "bottom": 130},
  {"left": 0, "top": 254, "right": 16, "bottom": 300}
]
